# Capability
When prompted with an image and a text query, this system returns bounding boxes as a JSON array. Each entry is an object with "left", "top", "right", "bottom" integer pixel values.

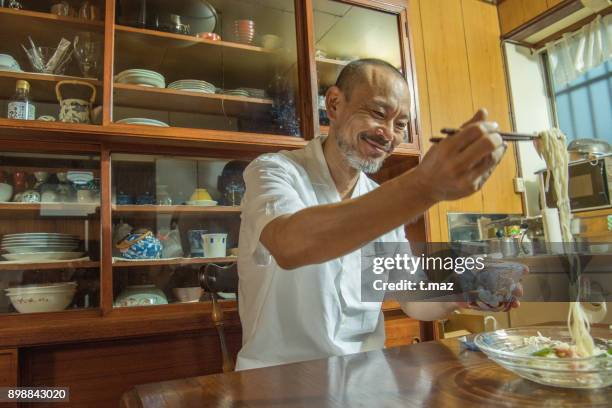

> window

[{"left": 550, "top": 60, "right": 612, "bottom": 145}]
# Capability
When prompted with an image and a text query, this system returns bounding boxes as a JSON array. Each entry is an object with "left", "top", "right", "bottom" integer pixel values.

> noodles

[{"left": 537, "top": 129, "right": 604, "bottom": 357}]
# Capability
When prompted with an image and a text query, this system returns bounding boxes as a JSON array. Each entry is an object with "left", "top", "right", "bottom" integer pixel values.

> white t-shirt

[{"left": 236, "top": 136, "right": 409, "bottom": 370}]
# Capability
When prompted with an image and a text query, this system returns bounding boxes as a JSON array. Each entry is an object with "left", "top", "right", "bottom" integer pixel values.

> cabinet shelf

[
  {"left": 316, "top": 57, "right": 350, "bottom": 88},
  {"left": 0, "top": 260, "right": 99, "bottom": 271},
  {"left": 0, "top": 7, "right": 104, "bottom": 33},
  {"left": 115, "top": 25, "right": 274, "bottom": 55},
  {"left": 0, "top": 203, "right": 99, "bottom": 217},
  {"left": 113, "top": 257, "right": 236, "bottom": 268},
  {"left": 0, "top": 70, "right": 102, "bottom": 104},
  {"left": 114, "top": 25, "right": 286, "bottom": 90},
  {"left": 112, "top": 205, "right": 240, "bottom": 215},
  {"left": 113, "top": 83, "right": 273, "bottom": 118}
]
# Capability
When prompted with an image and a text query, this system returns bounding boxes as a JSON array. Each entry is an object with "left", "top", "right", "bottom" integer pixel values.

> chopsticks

[{"left": 430, "top": 128, "right": 538, "bottom": 143}]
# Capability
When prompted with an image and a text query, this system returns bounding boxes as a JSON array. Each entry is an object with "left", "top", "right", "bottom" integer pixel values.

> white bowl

[
  {"left": 172, "top": 287, "right": 203, "bottom": 303},
  {"left": 6, "top": 289, "right": 75, "bottom": 313},
  {"left": 0, "top": 183, "right": 13, "bottom": 202},
  {"left": 5, "top": 282, "right": 77, "bottom": 294}
]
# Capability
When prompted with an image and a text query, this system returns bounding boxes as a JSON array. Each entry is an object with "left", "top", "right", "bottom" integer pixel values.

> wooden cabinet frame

[{"left": 0, "top": 0, "right": 427, "bottom": 349}]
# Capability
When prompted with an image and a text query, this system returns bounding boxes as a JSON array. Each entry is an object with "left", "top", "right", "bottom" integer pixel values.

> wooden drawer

[
  {"left": 0, "top": 348, "right": 18, "bottom": 386},
  {"left": 384, "top": 314, "right": 421, "bottom": 348}
]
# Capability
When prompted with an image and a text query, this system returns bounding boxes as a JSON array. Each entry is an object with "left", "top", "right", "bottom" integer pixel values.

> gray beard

[{"left": 336, "top": 135, "right": 384, "bottom": 174}]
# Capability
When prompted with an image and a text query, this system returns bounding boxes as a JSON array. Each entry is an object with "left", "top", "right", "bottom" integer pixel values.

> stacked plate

[
  {"left": 222, "top": 88, "right": 250, "bottom": 97},
  {"left": 240, "top": 88, "right": 267, "bottom": 98},
  {"left": 5, "top": 282, "right": 77, "bottom": 313},
  {"left": 1, "top": 233, "right": 83, "bottom": 262},
  {"left": 168, "top": 79, "right": 216, "bottom": 94},
  {"left": 115, "top": 69, "right": 165, "bottom": 88},
  {"left": 116, "top": 118, "right": 169, "bottom": 127}
]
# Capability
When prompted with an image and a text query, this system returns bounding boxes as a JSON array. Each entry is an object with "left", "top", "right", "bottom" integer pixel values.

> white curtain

[{"left": 546, "top": 14, "right": 612, "bottom": 87}]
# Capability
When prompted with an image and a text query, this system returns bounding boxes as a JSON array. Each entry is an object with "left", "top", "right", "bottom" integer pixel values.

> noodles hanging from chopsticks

[{"left": 537, "top": 129, "right": 603, "bottom": 357}]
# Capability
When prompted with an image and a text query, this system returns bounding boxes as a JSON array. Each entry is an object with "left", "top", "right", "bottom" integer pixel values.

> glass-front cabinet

[
  {"left": 0, "top": 0, "right": 106, "bottom": 124},
  {"left": 0, "top": 150, "right": 101, "bottom": 314},
  {"left": 312, "top": 0, "right": 416, "bottom": 145},
  {"left": 110, "top": 153, "right": 241, "bottom": 308},
  {"left": 112, "top": 0, "right": 302, "bottom": 136}
]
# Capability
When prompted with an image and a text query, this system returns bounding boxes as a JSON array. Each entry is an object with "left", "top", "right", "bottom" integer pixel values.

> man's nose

[{"left": 375, "top": 127, "right": 393, "bottom": 143}]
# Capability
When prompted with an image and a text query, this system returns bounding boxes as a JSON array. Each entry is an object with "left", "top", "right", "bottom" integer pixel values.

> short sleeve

[{"left": 240, "top": 154, "right": 308, "bottom": 257}]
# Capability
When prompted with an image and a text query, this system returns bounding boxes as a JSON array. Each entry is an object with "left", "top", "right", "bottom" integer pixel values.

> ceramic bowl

[
  {"left": 261, "top": 34, "right": 281, "bottom": 50},
  {"left": 0, "top": 53, "right": 18, "bottom": 69},
  {"left": 172, "top": 287, "right": 203, "bottom": 303},
  {"left": 0, "top": 183, "right": 13, "bottom": 202},
  {"left": 6, "top": 286, "right": 76, "bottom": 313},
  {"left": 20, "top": 190, "right": 40, "bottom": 203},
  {"left": 114, "top": 285, "right": 168, "bottom": 307},
  {"left": 116, "top": 193, "right": 134, "bottom": 205}
]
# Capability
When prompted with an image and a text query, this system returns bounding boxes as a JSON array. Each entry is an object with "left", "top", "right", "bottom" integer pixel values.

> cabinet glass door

[
  {"left": 0, "top": 0, "right": 106, "bottom": 124},
  {"left": 0, "top": 150, "right": 101, "bottom": 314},
  {"left": 112, "top": 0, "right": 302, "bottom": 137},
  {"left": 111, "top": 153, "right": 240, "bottom": 308},
  {"left": 313, "top": 0, "right": 413, "bottom": 143}
]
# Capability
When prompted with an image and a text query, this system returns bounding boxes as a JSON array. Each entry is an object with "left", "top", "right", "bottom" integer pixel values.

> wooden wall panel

[
  {"left": 547, "top": 0, "right": 565, "bottom": 8},
  {"left": 462, "top": 0, "right": 522, "bottom": 214},
  {"left": 21, "top": 329, "right": 242, "bottom": 408},
  {"left": 408, "top": 0, "right": 444, "bottom": 242},
  {"left": 418, "top": 0, "right": 484, "bottom": 240},
  {"left": 410, "top": 0, "right": 523, "bottom": 240}
]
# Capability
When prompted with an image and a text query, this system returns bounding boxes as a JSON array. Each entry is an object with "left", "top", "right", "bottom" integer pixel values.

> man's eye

[
  {"left": 371, "top": 110, "right": 385, "bottom": 119},
  {"left": 396, "top": 122, "right": 408, "bottom": 129}
]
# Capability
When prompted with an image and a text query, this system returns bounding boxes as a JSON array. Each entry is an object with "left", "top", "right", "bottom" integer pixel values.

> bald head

[{"left": 335, "top": 58, "right": 407, "bottom": 101}]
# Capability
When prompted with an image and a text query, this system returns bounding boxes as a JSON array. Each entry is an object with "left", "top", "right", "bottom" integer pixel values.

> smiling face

[{"left": 326, "top": 64, "right": 411, "bottom": 173}]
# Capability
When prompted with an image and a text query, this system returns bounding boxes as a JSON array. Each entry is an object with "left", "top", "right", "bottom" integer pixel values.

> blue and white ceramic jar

[{"left": 116, "top": 230, "right": 162, "bottom": 260}]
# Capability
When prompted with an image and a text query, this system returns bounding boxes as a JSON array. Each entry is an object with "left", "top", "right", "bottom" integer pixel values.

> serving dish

[{"left": 474, "top": 326, "right": 612, "bottom": 389}]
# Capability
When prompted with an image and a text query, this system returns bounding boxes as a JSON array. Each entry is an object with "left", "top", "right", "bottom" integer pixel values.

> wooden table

[{"left": 121, "top": 338, "right": 610, "bottom": 407}]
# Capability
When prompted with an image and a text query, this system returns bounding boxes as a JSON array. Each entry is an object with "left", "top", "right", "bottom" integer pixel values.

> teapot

[{"left": 56, "top": 80, "right": 96, "bottom": 124}]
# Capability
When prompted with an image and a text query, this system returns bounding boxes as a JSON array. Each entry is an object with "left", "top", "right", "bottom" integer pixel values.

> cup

[
  {"left": 188, "top": 229, "right": 208, "bottom": 257},
  {"left": 201, "top": 233, "right": 227, "bottom": 258}
]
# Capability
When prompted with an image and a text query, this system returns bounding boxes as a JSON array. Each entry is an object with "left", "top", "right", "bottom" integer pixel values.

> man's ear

[{"left": 325, "top": 86, "right": 343, "bottom": 122}]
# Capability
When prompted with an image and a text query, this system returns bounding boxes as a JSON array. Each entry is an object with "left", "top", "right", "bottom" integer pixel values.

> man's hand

[{"left": 412, "top": 108, "right": 507, "bottom": 202}]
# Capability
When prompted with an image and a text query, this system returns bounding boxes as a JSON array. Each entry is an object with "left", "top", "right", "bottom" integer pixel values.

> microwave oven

[{"left": 540, "top": 155, "right": 612, "bottom": 212}]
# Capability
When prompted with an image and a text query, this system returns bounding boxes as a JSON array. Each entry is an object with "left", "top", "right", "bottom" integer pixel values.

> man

[{"left": 236, "top": 59, "right": 515, "bottom": 370}]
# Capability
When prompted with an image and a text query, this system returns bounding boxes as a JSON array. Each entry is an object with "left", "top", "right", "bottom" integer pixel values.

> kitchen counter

[{"left": 120, "top": 337, "right": 611, "bottom": 408}]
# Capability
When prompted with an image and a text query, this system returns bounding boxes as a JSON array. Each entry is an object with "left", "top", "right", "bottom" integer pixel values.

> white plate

[
  {"left": 3, "top": 246, "right": 79, "bottom": 254},
  {"left": 170, "top": 87, "right": 215, "bottom": 94},
  {"left": 2, "top": 236, "right": 79, "bottom": 241},
  {"left": 116, "top": 69, "right": 164, "bottom": 79},
  {"left": 117, "top": 118, "right": 169, "bottom": 127},
  {"left": 3, "top": 233, "right": 78, "bottom": 238},
  {"left": 186, "top": 200, "right": 217, "bottom": 206},
  {"left": 2, "top": 252, "right": 85, "bottom": 261}
]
